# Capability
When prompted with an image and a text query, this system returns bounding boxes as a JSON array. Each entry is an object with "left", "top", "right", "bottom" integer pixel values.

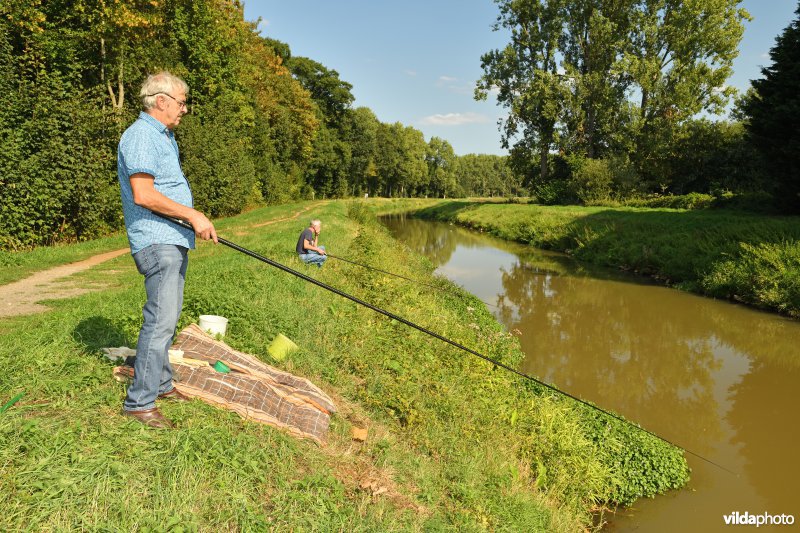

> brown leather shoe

[
  {"left": 122, "top": 407, "right": 173, "bottom": 429},
  {"left": 158, "top": 388, "right": 190, "bottom": 402}
]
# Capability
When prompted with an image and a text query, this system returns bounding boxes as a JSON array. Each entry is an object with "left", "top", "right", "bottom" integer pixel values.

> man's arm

[
  {"left": 303, "top": 235, "right": 326, "bottom": 254},
  {"left": 130, "top": 173, "right": 217, "bottom": 242}
]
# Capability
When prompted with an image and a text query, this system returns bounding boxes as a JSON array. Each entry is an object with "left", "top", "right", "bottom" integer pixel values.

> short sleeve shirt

[
  {"left": 296, "top": 228, "right": 315, "bottom": 254},
  {"left": 117, "top": 112, "right": 195, "bottom": 254}
]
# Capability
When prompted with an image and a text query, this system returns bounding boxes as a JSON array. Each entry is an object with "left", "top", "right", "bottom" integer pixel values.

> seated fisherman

[{"left": 296, "top": 219, "right": 327, "bottom": 267}]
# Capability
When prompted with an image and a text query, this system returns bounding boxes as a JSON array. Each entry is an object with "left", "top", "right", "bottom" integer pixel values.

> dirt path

[
  {"left": 0, "top": 203, "right": 324, "bottom": 318},
  {"left": 0, "top": 248, "right": 130, "bottom": 318}
]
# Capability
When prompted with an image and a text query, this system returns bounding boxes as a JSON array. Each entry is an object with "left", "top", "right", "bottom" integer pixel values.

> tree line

[
  {"left": 0, "top": 1, "right": 511, "bottom": 250},
  {"left": 478, "top": 0, "right": 800, "bottom": 212},
  {"left": 1, "top": 1, "right": 798, "bottom": 249}
]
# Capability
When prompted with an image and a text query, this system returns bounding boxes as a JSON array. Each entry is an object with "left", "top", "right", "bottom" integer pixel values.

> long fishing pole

[
  {"left": 159, "top": 214, "right": 736, "bottom": 475},
  {"left": 326, "top": 253, "right": 499, "bottom": 308}
]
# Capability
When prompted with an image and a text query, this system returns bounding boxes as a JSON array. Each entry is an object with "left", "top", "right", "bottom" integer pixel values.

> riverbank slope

[
  {"left": 0, "top": 200, "right": 686, "bottom": 530},
  {"left": 381, "top": 199, "right": 800, "bottom": 318}
]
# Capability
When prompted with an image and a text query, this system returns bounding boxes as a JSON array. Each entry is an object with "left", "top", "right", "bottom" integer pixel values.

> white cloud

[
  {"left": 418, "top": 112, "right": 491, "bottom": 126},
  {"left": 435, "top": 75, "right": 474, "bottom": 95},
  {"left": 404, "top": 69, "right": 417, "bottom": 77}
]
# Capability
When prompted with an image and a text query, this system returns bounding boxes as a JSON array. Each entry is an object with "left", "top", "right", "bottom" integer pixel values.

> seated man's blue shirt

[{"left": 118, "top": 111, "right": 195, "bottom": 254}]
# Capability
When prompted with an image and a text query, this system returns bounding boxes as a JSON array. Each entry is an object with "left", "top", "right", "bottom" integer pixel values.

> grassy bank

[
  {"left": 0, "top": 201, "right": 687, "bottom": 530},
  {"left": 0, "top": 202, "right": 315, "bottom": 286},
  {"left": 392, "top": 199, "right": 800, "bottom": 318},
  {"left": 0, "top": 233, "right": 128, "bottom": 286}
]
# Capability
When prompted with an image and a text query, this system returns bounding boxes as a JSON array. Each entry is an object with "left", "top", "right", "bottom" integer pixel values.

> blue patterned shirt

[{"left": 117, "top": 112, "right": 195, "bottom": 254}]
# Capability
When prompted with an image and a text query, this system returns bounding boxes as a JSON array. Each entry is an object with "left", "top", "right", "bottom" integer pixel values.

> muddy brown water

[{"left": 382, "top": 215, "right": 800, "bottom": 532}]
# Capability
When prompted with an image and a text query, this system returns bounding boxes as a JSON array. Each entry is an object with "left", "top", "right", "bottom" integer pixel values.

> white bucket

[{"left": 198, "top": 315, "right": 228, "bottom": 337}]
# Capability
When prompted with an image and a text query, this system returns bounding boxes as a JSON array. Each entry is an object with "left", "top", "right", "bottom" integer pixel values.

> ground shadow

[{"left": 72, "top": 316, "right": 134, "bottom": 361}]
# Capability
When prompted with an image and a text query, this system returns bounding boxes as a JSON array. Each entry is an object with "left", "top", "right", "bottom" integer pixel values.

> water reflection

[
  {"left": 383, "top": 215, "right": 800, "bottom": 531},
  {"left": 498, "top": 260, "right": 723, "bottom": 451},
  {"left": 727, "top": 359, "right": 800, "bottom": 512}
]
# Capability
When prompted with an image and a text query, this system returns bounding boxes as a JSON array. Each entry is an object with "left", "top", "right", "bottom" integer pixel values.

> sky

[{"left": 243, "top": 1, "right": 798, "bottom": 156}]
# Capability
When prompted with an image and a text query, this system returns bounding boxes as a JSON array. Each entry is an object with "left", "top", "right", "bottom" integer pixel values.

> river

[{"left": 382, "top": 215, "right": 800, "bottom": 532}]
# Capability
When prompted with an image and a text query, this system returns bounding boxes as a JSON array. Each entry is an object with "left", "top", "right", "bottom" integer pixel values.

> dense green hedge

[{"left": 623, "top": 192, "right": 716, "bottom": 210}]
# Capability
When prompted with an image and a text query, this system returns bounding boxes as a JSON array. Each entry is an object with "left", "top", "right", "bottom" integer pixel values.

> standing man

[
  {"left": 118, "top": 71, "right": 217, "bottom": 429},
  {"left": 296, "top": 219, "right": 327, "bottom": 267}
]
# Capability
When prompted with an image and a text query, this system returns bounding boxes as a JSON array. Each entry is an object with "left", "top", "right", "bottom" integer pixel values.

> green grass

[
  {"left": 0, "top": 201, "right": 319, "bottom": 287},
  {"left": 0, "top": 200, "right": 688, "bottom": 531},
  {"left": 396, "top": 200, "right": 800, "bottom": 317},
  {"left": 0, "top": 232, "right": 129, "bottom": 286}
]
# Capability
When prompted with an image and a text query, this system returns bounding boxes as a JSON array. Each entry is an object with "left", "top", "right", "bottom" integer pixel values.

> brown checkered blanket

[{"left": 114, "top": 324, "right": 335, "bottom": 445}]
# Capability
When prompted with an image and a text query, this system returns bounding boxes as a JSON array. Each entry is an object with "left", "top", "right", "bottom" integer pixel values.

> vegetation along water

[
  {"left": 382, "top": 213, "right": 800, "bottom": 531},
  {"left": 380, "top": 199, "right": 800, "bottom": 318},
  {"left": 2, "top": 0, "right": 800, "bottom": 530},
  {"left": 1, "top": 201, "right": 690, "bottom": 530}
]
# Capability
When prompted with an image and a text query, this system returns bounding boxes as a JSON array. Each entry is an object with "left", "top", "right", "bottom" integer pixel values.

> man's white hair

[
  {"left": 310, "top": 219, "right": 321, "bottom": 227},
  {"left": 140, "top": 71, "right": 189, "bottom": 110}
]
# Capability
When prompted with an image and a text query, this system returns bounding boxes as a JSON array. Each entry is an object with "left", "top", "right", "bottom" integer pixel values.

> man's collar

[{"left": 138, "top": 111, "right": 170, "bottom": 134}]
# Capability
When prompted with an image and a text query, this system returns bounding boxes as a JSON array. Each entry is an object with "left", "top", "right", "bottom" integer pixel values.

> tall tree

[
  {"left": 239, "top": 36, "right": 318, "bottom": 203},
  {"left": 425, "top": 137, "right": 457, "bottom": 198},
  {"left": 479, "top": 0, "right": 749, "bottom": 186},
  {"left": 0, "top": 2, "right": 120, "bottom": 247},
  {"left": 285, "top": 55, "right": 357, "bottom": 197},
  {"left": 374, "top": 123, "right": 427, "bottom": 197},
  {"left": 343, "top": 107, "right": 380, "bottom": 196},
  {"left": 477, "top": 0, "right": 567, "bottom": 181},
  {"left": 305, "top": 124, "right": 351, "bottom": 198},
  {"left": 287, "top": 56, "right": 354, "bottom": 126},
  {"left": 626, "top": 0, "right": 749, "bottom": 185},
  {"left": 560, "top": 0, "right": 635, "bottom": 158},
  {"left": 453, "top": 154, "right": 516, "bottom": 197},
  {"left": 743, "top": 3, "right": 800, "bottom": 212},
  {"left": 397, "top": 126, "right": 429, "bottom": 196},
  {"left": 627, "top": 0, "right": 747, "bottom": 125},
  {"left": 68, "top": 0, "right": 166, "bottom": 110}
]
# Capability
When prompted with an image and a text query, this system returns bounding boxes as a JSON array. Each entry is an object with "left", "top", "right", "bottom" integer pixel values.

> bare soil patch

[
  {"left": 0, "top": 248, "right": 130, "bottom": 317},
  {"left": 0, "top": 204, "right": 325, "bottom": 318}
]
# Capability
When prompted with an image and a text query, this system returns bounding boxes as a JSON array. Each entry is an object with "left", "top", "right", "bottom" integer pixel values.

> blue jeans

[
  {"left": 124, "top": 244, "right": 188, "bottom": 412},
  {"left": 299, "top": 245, "right": 327, "bottom": 267}
]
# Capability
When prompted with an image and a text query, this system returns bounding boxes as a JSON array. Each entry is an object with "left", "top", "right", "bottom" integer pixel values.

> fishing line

[
  {"left": 326, "top": 253, "right": 499, "bottom": 308},
  {"left": 159, "top": 214, "right": 737, "bottom": 476}
]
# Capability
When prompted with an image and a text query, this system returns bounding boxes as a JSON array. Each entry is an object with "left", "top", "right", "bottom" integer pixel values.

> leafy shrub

[
  {"left": 513, "top": 388, "right": 690, "bottom": 508},
  {"left": 701, "top": 241, "right": 800, "bottom": 316},
  {"left": 665, "top": 119, "right": 764, "bottom": 195},
  {"left": 713, "top": 191, "right": 779, "bottom": 214},
  {"left": 625, "top": 192, "right": 715, "bottom": 210},
  {"left": 345, "top": 201, "right": 375, "bottom": 225},
  {"left": 531, "top": 180, "right": 573, "bottom": 205},
  {"left": 0, "top": 88, "right": 122, "bottom": 247},
  {"left": 570, "top": 157, "right": 614, "bottom": 204},
  {"left": 179, "top": 95, "right": 259, "bottom": 217},
  {"left": 505, "top": 196, "right": 527, "bottom": 204},
  {"left": 582, "top": 411, "right": 691, "bottom": 505}
]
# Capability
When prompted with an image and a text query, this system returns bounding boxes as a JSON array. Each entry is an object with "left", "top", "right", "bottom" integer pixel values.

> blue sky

[{"left": 243, "top": 1, "right": 798, "bottom": 156}]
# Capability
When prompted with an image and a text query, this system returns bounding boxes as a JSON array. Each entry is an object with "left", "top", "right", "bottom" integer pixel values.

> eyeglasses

[{"left": 146, "top": 92, "right": 187, "bottom": 109}]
